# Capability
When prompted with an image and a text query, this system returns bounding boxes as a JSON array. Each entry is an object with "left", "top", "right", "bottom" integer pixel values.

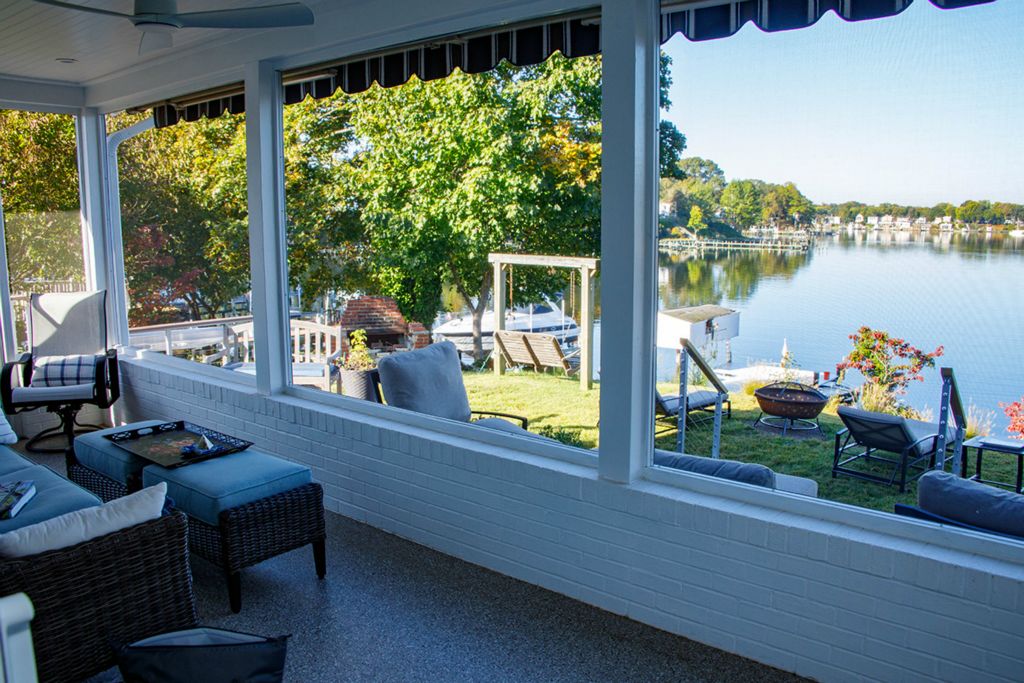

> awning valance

[
  {"left": 149, "top": 0, "right": 992, "bottom": 128},
  {"left": 660, "top": 0, "right": 992, "bottom": 43},
  {"left": 282, "top": 16, "right": 601, "bottom": 106}
]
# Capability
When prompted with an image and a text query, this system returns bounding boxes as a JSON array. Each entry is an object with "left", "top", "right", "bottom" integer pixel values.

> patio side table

[{"left": 960, "top": 435, "right": 1024, "bottom": 494}]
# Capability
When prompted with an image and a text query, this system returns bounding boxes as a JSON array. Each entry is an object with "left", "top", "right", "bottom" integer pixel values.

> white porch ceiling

[{"left": 0, "top": 0, "right": 328, "bottom": 85}]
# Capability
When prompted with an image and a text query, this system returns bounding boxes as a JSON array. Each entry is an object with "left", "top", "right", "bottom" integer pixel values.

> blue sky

[{"left": 662, "top": 0, "right": 1023, "bottom": 206}]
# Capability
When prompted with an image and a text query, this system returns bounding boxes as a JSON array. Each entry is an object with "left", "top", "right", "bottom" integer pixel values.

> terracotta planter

[{"left": 339, "top": 368, "right": 377, "bottom": 401}]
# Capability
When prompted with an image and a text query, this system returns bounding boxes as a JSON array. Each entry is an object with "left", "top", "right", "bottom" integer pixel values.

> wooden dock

[{"left": 659, "top": 237, "right": 809, "bottom": 253}]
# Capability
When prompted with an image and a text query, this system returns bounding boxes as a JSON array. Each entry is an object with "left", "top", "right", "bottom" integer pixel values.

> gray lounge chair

[
  {"left": 895, "top": 471, "right": 1024, "bottom": 540},
  {"left": 833, "top": 406, "right": 952, "bottom": 493},
  {"left": 376, "top": 341, "right": 533, "bottom": 435}
]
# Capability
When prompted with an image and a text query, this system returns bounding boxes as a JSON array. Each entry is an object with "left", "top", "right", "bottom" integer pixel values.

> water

[{"left": 651, "top": 229, "right": 1024, "bottom": 433}]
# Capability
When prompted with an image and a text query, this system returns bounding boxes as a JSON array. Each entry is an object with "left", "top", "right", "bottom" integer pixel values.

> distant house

[
  {"left": 658, "top": 201, "right": 673, "bottom": 216},
  {"left": 866, "top": 216, "right": 880, "bottom": 226},
  {"left": 914, "top": 216, "right": 928, "bottom": 226},
  {"left": 854, "top": 213, "right": 865, "bottom": 224},
  {"left": 880, "top": 214, "right": 895, "bottom": 225}
]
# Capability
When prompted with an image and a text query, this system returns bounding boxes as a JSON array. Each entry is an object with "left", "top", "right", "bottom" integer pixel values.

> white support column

[
  {"left": 245, "top": 60, "right": 291, "bottom": 395},
  {"left": 597, "top": 0, "right": 660, "bottom": 483},
  {"left": 0, "top": 193, "right": 15, "bottom": 362},
  {"left": 76, "top": 109, "right": 113, "bottom": 339},
  {"left": 105, "top": 116, "right": 155, "bottom": 346}
]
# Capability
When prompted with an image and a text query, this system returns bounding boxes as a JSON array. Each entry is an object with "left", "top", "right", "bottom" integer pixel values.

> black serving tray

[{"left": 104, "top": 421, "right": 253, "bottom": 468}]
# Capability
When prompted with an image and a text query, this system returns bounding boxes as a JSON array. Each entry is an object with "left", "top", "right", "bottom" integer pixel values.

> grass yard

[{"left": 462, "top": 369, "right": 1017, "bottom": 513}]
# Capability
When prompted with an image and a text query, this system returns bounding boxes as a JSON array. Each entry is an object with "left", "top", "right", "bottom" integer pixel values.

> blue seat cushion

[
  {"left": 653, "top": 449, "right": 776, "bottom": 488},
  {"left": 0, "top": 446, "right": 36, "bottom": 478},
  {"left": 0, "top": 464, "right": 102, "bottom": 534},
  {"left": 74, "top": 420, "right": 166, "bottom": 485},
  {"left": 142, "top": 450, "right": 311, "bottom": 526},
  {"left": 919, "top": 470, "right": 1024, "bottom": 538}
]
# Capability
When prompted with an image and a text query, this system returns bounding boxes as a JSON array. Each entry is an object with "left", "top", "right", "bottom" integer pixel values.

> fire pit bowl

[{"left": 753, "top": 381, "right": 828, "bottom": 435}]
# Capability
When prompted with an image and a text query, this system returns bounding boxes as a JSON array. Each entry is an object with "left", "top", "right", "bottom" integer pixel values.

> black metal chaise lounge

[{"left": 832, "top": 406, "right": 952, "bottom": 493}]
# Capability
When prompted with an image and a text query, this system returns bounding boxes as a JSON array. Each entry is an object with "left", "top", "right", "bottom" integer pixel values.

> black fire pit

[{"left": 753, "top": 381, "right": 828, "bottom": 436}]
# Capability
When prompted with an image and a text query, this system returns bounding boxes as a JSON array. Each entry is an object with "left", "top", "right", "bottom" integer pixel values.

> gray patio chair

[
  {"left": 375, "top": 341, "right": 534, "bottom": 435},
  {"left": 895, "top": 471, "right": 1024, "bottom": 540},
  {"left": 0, "top": 291, "right": 119, "bottom": 456},
  {"left": 833, "top": 406, "right": 951, "bottom": 493}
]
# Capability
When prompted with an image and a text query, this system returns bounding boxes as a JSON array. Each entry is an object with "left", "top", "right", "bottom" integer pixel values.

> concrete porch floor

[{"left": 25, "top": 445, "right": 803, "bottom": 683}]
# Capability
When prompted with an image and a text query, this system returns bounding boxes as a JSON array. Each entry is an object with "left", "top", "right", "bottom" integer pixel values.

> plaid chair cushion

[{"left": 30, "top": 355, "right": 99, "bottom": 387}]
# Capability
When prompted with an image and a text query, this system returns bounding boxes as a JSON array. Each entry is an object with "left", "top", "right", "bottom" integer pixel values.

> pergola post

[
  {"left": 493, "top": 261, "right": 505, "bottom": 376},
  {"left": 579, "top": 265, "right": 593, "bottom": 390}
]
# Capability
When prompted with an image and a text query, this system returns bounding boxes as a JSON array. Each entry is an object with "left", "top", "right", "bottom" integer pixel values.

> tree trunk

[{"left": 457, "top": 275, "right": 491, "bottom": 364}]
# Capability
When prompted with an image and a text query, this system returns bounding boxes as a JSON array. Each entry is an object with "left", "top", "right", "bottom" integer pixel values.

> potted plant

[{"left": 339, "top": 329, "right": 377, "bottom": 400}]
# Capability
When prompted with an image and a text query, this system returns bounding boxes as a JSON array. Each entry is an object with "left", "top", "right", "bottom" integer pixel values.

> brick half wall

[{"left": 117, "top": 357, "right": 1024, "bottom": 682}]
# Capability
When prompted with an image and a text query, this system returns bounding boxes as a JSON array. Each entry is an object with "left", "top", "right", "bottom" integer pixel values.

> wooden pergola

[{"left": 488, "top": 253, "right": 599, "bottom": 390}]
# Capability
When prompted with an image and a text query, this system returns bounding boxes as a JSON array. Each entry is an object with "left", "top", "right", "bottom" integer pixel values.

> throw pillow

[
  {"left": 0, "top": 411, "right": 16, "bottom": 445},
  {"left": 0, "top": 482, "right": 166, "bottom": 558},
  {"left": 30, "top": 354, "right": 98, "bottom": 388},
  {"left": 118, "top": 628, "right": 288, "bottom": 683}
]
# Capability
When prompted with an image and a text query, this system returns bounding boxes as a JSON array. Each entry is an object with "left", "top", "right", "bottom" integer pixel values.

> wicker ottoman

[
  {"left": 70, "top": 424, "right": 326, "bottom": 613},
  {"left": 142, "top": 451, "right": 327, "bottom": 613}
]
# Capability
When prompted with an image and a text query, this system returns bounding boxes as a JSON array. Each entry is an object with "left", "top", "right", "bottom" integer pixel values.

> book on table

[{"left": 0, "top": 480, "right": 36, "bottom": 519}]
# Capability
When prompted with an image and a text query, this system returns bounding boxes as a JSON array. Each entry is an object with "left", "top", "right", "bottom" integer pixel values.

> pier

[{"left": 659, "top": 237, "right": 809, "bottom": 253}]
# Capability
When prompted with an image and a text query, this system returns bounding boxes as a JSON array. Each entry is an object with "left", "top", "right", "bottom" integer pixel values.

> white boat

[{"left": 433, "top": 301, "right": 580, "bottom": 354}]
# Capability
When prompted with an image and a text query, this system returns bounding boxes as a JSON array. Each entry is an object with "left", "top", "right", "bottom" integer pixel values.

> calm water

[{"left": 653, "top": 229, "right": 1024, "bottom": 433}]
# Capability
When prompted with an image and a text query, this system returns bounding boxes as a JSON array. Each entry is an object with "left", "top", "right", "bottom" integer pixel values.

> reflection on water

[{"left": 656, "top": 229, "right": 1024, "bottom": 432}]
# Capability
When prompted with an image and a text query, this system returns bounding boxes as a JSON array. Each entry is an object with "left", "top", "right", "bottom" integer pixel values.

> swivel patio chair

[
  {"left": 375, "top": 341, "right": 532, "bottom": 436},
  {"left": 832, "top": 406, "right": 950, "bottom": 493},
  {"left": 0, "top": 291, "right": 119, "bottom": 456}
]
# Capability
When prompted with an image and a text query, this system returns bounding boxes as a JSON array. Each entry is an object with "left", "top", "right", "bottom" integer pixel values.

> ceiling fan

[{"left": 33, "top": 0, "right": 314, "bottom": 55}]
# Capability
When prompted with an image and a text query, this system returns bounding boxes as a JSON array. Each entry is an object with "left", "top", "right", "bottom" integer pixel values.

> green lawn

[{"left": 462, "top": 370, "right": 1016, "bottom": 512}]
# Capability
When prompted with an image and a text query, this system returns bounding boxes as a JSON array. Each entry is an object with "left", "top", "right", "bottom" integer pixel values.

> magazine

[{"left": 0, "top": 481, "right": 36, "bottom": 520}]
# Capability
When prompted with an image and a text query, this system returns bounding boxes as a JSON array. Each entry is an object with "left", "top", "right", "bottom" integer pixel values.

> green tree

[
  {"left": 0, "top": 110, "right": 85, "bottom": 291},
  {"left": 347, "top": 55, "right": 606, "bottom": 359},
  {"left": 687, "top": 205, "right": 708, "bottom": 235},
  {"left": 720, "top": 180, "right": 762, "bottom": 230}
]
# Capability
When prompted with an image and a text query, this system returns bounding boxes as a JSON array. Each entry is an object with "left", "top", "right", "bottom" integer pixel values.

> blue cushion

[
  {"left": 0, "top": 464, "right": 102, "bottom": 533},
  {"left": 377, "top": 341, "right": 472, "bottom": 422},
  {"left": 74, "top": 420, "right": 165, "bottom": 485},
  {"left": 0, "top": 446, "right": 36, "bottom": 478},
  {"left": 918, "top": 470, "right": 1024, "bottom": 538},
  {"left": 653, "top": 449, "right": 776, "bottom": 488},
  {"left": 142, "top": 450, "right": 311, "bottom": 526}
]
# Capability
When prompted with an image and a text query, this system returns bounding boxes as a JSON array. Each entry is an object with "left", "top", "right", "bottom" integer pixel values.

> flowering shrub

[
  {"left": 1002, "top": 397, "right": 1024, "bottom": 440},
  {"left": 837, "top": 326, "right": 943, "bottom": 395}
]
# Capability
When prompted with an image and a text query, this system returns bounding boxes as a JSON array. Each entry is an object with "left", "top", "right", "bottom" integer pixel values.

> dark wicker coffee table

[{"left": 753, "top": 381, "right": 828, "bottom": 436}]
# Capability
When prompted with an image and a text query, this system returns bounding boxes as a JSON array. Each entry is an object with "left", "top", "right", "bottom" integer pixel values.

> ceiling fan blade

[
  {"left": 32, "top": 0, "right": 133, "bottom": 19},
  {"left": 174, "top": 3, "right": 313, "bottom": 29},
  {"left": 139, "top": 30, "right": 174, "bottom": 56}
]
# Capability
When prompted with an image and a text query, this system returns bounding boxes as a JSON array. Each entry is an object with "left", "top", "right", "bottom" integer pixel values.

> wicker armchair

[{"left": 0, "top": 512, "right": 197, "bottom": 683}]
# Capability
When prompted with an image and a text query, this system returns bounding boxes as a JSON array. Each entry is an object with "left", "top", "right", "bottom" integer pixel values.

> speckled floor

[{"left": 26, "top": 443, "right": 803, "bottom": 683}]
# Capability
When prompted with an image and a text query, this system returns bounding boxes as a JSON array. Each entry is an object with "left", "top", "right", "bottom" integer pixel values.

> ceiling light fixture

[{"left": 55, "top": 57, "right": 78, "bottom": 64}]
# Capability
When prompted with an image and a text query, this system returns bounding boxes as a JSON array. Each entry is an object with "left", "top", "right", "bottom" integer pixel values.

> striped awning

[
  {"left": 660, "top": 0, "right": 993, "bottom": 43},
  {"left": 150, "top": 0, "right": 992, "bottom": 127},
  {"left": 282, "top": 17, "right": 600, "bottom": 106}
]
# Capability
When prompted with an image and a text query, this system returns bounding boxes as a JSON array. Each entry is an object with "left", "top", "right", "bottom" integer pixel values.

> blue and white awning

[
  {"left": 660, "top": 0, "right": 992, "bottom": 43},
  {"left": 150, "top": 0, "right": 994, "bottom": 127}
]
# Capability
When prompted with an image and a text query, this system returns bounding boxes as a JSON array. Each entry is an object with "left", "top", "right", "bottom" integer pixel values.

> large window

[
  {"left": 652, "top": 1, "right": 1022, "bottom": 511},
  {"left": 281, "top": 46, "right": 609, "bottom": 450},
  {"left": 0, "top": 110, "right": 88, "bottom": 353},
  {"left": 110, "top": 111, "right": 255, "bottom": 376}
]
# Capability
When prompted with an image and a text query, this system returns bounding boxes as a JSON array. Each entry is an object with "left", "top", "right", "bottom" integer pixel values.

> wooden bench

[{"left": 494, "top": 330, "right": 580, "bottom": 376}]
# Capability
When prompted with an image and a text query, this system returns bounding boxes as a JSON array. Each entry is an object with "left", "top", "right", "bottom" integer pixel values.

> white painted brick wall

[{"left": 118, "top": 358, "right": 1024, "bottom": 682}]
